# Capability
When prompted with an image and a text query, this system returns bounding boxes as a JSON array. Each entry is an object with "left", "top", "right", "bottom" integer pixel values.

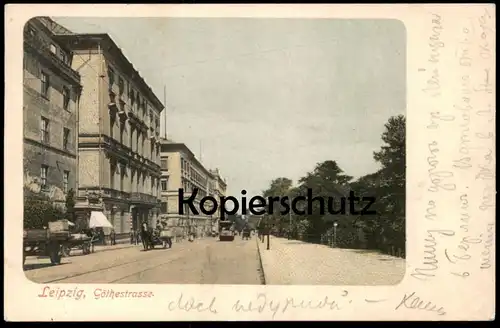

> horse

[{"left": 140, "top": 225, "right": 153, "bottom": 251}]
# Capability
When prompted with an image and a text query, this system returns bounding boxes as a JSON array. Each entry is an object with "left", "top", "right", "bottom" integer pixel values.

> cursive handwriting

[
  {"left": 411, "top": 229, "right": 455, "bottom": 280},
  {"left": 476, "top": 163, "right": 495, "bottom": 181},
  {"left": 395, "top": 292, "right": 446, "bottom": 316},
  {"left": 445, "top": 235, "right": 482, "bottom": 264},
  {"left": 422, "top": 13, "right": 444, "bottom": 97},
  {"left": 425, "top": 200, "right": 437, "bottom": 221},
  {"left": 456, "top": 23, "right": 473, "bottom": 67},
  {"left": 232, "top": 292, "right": 351, "bottom": 319},
  {"left": 423, "top": 68, "right": 441, "bottom": 98},
  {"left": 479, "top": 185, "right": 495, "bottom": 211},
  {"left": 476, "top": 103, "right": 495, "bottom": 123},
  {"left": 427, "top": 111, "right": 455, "bottom": 130},
  {"left": 428, "top": 13, "right": 444, "bottom": 64},
  {"left": 478, "top": 8, "right": 494, "bottom": 60},
  {"left": 167, "top": 293, "right": 218, "bottom": 314},
  {"left": 480, "top": 223, "right": 494, "bottom": 269},
  {"left": 459, "top": 193, "right": 470, "bottom": 233},
  {"left": 475, "top": 68, "right": 494, "bottom": 94},
  {"left": 427, "top": 141, "right": 456, "bottom": 192}
]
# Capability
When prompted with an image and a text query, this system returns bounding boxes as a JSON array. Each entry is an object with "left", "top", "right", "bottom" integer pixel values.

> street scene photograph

[{"left": 23, "top": 16, "right": 406, "bottom": 285}]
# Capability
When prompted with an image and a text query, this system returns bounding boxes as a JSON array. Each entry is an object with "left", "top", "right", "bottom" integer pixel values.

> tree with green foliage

[
  {"left": 262, "top": 177, "right": 293, "bottom": 235},
  {"left": 373, "top": 114, "right": 406, "bottom": 255},
  {"left": 296, "top": 160, "right": 352, "bottom": 242},
  {"left": 350, "top": 114, "right": 406, "bottom": 255},
  {"left": 23, "top": 187, "right": 65, "bottom": 229}
]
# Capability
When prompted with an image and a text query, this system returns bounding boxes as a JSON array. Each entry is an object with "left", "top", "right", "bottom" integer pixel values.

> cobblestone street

[{"left": 25, "top": 237, "right": 264, "bottom": 284}]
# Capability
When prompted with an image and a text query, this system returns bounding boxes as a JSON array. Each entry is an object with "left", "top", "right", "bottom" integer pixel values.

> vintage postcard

[{"left": 5, "top": 4, "right": 495, "bottom": 321}]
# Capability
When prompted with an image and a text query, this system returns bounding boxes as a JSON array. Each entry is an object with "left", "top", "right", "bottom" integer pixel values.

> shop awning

[{"left": 89, "top": 211, "right": 114, "bottom": 229}]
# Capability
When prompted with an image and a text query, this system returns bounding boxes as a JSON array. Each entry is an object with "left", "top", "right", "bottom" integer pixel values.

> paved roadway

[{"left": 25, "top": 237, "right": 264, "bottom": 284}]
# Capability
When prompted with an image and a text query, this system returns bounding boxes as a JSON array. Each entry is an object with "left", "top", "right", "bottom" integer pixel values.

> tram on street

[{"left": 218, "top": 220, "right": 235, "bottom": 241}]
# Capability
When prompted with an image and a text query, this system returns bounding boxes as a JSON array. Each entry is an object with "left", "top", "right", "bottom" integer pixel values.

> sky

[{"left": 53, "top": 17, "right": 406, "bottom": 199}]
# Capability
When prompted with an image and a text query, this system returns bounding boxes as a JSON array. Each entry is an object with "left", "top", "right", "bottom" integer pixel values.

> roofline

[
  {"left": 160, "top": 142, "right": 211, "bottom": 177},
  {"left": 54, "top": 33, "right": 164, "bottom": 111}
]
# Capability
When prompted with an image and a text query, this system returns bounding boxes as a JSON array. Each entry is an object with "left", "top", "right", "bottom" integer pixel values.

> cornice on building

[{"left": 53, "top": 33, "right": 164, "bottom": 113}]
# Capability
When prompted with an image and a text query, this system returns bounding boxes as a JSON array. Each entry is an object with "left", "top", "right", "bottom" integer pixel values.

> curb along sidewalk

[{"left": 256, "top": 235, "right": 406, "bottom": 285}]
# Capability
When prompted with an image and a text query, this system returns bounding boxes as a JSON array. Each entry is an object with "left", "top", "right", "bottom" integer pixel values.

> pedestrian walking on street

[
  {"left": 110, "top": 229, "right": 116, "bottom": 245},
  {"left": 136, "top": 230, "right": 141, "bottom": 244},
  {"left": 130, "top": 229, "right": 135, "bottom": 244}
]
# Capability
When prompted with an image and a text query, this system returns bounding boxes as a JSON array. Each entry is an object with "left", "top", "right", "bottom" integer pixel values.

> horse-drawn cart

[
  {"left": 23, "top": 221, "right": 71, "bottom": 266},
  {"left": 144, "top": 228, "right": 173, "bottom": 250},
  {"left": 61, "top": 233, "right": 93, "bottom": 257},
  {"left": 242, "top": 228, "right": 251, "bottom": 240}
]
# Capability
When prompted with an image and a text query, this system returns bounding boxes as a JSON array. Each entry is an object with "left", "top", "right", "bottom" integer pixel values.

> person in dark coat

[
  {"left": 130, "top": 229, "right": 135, "bottom": 244},
  {"left": 110, "top": 229, "right": 116, "bottom": 245}
]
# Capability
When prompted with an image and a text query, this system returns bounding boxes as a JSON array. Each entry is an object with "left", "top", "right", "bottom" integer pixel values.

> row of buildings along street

[{"left": 23, "top": 17, "right": 227, "bottom": 245}]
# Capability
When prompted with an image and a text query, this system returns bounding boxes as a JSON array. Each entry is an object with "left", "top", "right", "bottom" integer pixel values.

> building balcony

[
  {"left": 77, "top": 187, "right": 130, "bottom": 201},
  {"left": 130, "top": 192, "right": 159, "bottom": 205}
]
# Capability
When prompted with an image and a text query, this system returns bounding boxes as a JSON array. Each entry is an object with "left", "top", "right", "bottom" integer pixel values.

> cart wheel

[{"left": 61, "top": 245, "right": 70, "bottom": 257}]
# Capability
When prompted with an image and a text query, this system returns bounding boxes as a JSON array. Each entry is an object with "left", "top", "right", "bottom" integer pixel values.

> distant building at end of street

[{"left": 159, "top": 140, "right": 227, "bottom": 237}]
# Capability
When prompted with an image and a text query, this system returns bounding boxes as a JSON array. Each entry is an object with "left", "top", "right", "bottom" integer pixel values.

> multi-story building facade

[
  {"left": 209, "top": 168, "right": 227, "bottom": 232},
  {"left": 23, "top": 18, "right": 82, "bottom": 207},
  {"left": 159, "top": 140, "right": 216, "bottom": 237},
  {"left": 55, "top": 33, "right": 164, "bottom": 233}
]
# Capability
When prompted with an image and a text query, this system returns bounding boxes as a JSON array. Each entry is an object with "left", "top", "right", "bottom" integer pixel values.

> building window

[
  {"left": 108, "top": 67, "right": 115, "bottom": 87},
  {"left": 119, "top": 99, "right": 126, "bottom": 112},
  {"left": 40, "top": 116, "right": 50, "bottom": 144},
  {"left": 59, "top": 51, "right": 68, "bottom": 64},
  {"left": 62, "top": 86, "right": 70, "bottom": 110},
  {"left": 130, "top": 90, "right": 135, "bottom": 108},
  {"left": 40, "top": 165, "right": 48, "bottom": 190},
  {"left": 136, "top": 133, "right": 140, "bottom": 154},
  {"left": 119, "top": 125, "right": 124, "bottom": 144},
  {"left": 63, "top": 128, "right": 70, "bottom": 150},
  {"left": 120, "top": 167, "right": 125, "bottom": 192},
  {"left": 130, "top": 127, "right": 134, "bottom": 151},
  {"left": 161, "top": 202, "right": 168, "bottom": 214},
  {"left": 161, "top": 179, "right": 167, "bottom": 191},
  {"left": 63, "top": 171, "right": 69, "bottom": 193},
  {"left": 161, "top": 158, "right": 168, "bottom": 170},
  {"left": 49, "top": 44, "right": 56, "bottom": 54},
  {"left": 41, "top": 72, "right": 50, "bottom": 98},
  {"left": 118, "top": 78, "right": 124, "bottom": 96},
  {"left": 110, "top": 163, "right": 116, "bottom": 190}
]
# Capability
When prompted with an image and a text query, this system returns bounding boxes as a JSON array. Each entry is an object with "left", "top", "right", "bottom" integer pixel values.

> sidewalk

[{"left": 256, "top": 236, "right": 405, "bottom": 285}]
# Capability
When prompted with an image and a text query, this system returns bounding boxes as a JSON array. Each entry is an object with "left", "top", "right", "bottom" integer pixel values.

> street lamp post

[
  {"left": 288, "top": 209, "right": 292, "bottom": 240},
  {"left": 266, "top": 220, "right": 270, "bottom": 250},
  {"left": 333, "top": 222, "right": 338, "bottom": 247}
]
